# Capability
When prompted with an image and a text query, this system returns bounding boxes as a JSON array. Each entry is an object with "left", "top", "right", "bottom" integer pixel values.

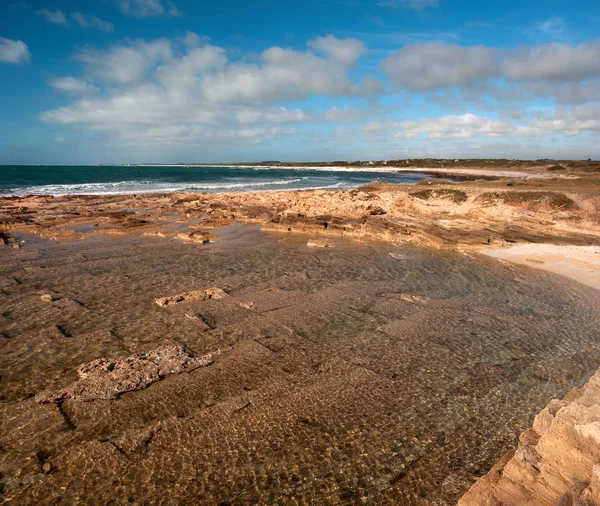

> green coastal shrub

[
  {"left": 410, "top": 188, "right": 468, "bottom": 204},
  {"left": 480, "top": 191, "right": 578, "bottom": 210}
]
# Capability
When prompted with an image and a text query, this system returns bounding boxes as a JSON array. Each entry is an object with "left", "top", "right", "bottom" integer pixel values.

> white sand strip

[{"left": 481, "top": 244, "right": 600, "bottom": 291}]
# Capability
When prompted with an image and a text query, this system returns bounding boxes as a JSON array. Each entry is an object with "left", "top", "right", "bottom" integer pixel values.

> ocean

[{"left": 0, "top": 165, "right": 430, "bottom": 196}]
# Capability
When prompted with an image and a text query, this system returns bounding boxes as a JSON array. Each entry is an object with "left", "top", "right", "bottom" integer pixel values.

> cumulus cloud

[
  {"left": 386, "top": 109, "right": 600, "bottom": 140},
  {"left": 323, "top": 106, "right": 367, "bottom": 123},
  {"left": 38, "top": 31, "right": 600, "bottom": 156},
  {"left": 37, "top": 8, "right": 69, "bottom": 26},
  {"left": 71, "top": 13, "right": 114, "bottom": 32},
  {"left": 382, "top": 38, "right": 600, "bottom": 92},
  {"left": 308, "top": 35, "right": 366, "bottom": 64},
  {"left": 74, "top": 39, "right": 173, "bottom": 84},
  {"left": 503, "top": 40, "right": 600, "bottom": 82},
  {"left": 40, "top": 34, "right": 378, "bottom": 147},
  {"left": 381, "top": 43, "right": 497, "bottom": 91},
  {"left": 398, "top": 113, "right": 512, "bottom": 139},
  {"left": 48, "top": 76, "right": 99, "bottom": 95},
  {"left": 202, "top": 42, "right": 372, "bottom": 104},
  {"left": 515, "top": 103, "right": 600, "bottom": 137},
  {"left": 116, "top": 0, "right": 180, "bottom": 17},
  {"left": 0, "top": 37, "right": 30, "bottom": 64}
]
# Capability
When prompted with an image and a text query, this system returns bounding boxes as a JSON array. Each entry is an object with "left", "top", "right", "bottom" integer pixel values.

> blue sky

[{"left": 1, "top": 0, "right": 600, "bottom": 164}]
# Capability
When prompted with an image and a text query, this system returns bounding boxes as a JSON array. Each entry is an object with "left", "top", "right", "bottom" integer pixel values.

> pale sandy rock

[
  {"left": 155, "top": 287, "right": 229, "bottom": 307},
  {"left": 459, "top": 368, "right": 600, "bottom": 506},
  {"left": 143, "top": 230, "right": 177, "bottom": 238},
  {"left": 176, "top": 231, "right": 220, "bottom": 244},
  {"left": 35, "top": 345, "right": 223, "bottom": 403},
  {"left": 307, "top": 238, "right": 336, "bottom": 248},
  {"left": 399, "top": 294, "right": 430, "bottom": 304}
]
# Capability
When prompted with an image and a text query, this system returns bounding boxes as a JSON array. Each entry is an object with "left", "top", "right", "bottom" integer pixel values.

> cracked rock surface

[{"left": 35, "top": 345, "right": 221, "bottom": 403}]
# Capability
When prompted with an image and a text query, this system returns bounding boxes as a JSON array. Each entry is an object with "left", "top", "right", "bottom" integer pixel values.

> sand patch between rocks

[{"left": 480, "top": 244, "right": 600, "bottom": 291}]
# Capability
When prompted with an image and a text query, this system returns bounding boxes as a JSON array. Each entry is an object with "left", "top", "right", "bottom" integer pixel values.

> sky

[{"left": 1, "top": 0, "right": 600, "bottom": 164}]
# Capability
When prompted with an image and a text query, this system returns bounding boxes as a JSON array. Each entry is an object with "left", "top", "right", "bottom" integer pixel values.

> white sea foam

[{"left": 0, "top": 178, "right": 347, "bottom": 196}]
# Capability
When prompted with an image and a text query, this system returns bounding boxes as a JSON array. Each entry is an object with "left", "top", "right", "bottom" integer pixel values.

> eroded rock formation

[
  {"left": 35, "top": 345, "right": 222, "bottom": 403},
  {"left": 459, "top": 369, "right": 600, "bottom": 506},
  {"left": 155, "top": 286, "right": 229, "bottom": 307}
]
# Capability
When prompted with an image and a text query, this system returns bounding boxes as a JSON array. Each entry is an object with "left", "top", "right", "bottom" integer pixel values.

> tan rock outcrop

[
  {"left": 176, "top": 231, "right": 220, "bottom": 244},
  {"left": 459, "top": 369, "right": 600, "bottom": 506},
  {"left": 35, "top": 345, "right": 222, "bottom": 403},
  {"left": 155, "top": 287, "right": 229, "bottom": 307},
  {"left": 307, "top": 238, "right": 336, "bottom": 248}
]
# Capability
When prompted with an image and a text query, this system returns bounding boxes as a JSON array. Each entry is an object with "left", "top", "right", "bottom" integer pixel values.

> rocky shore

[
  {"left": 2, "top": 166, "right": 600, "bottom": 248},
  {"left": 459, "top": 368, "right": 600, "bottom": 505},
  {"left": 2, "top": 163, "right": 600, "bottom": 504}
]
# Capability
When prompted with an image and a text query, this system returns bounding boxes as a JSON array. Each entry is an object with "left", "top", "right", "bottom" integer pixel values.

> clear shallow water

[
  {"left": 2, "top": 226, "right": 600, "bottom": 504},
  {"left": 0, "top": 165, "right": 430, "bottom": 196}
]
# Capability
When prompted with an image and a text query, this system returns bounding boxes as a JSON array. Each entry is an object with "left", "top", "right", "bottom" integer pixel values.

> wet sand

[{"left": 2, "top": 224, "right": 600, "bottom": 504}]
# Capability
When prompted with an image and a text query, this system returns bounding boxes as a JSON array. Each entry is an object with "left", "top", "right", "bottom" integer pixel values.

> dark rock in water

[
  {"left": 35, "top": 345, "right": 225, "bottom": 403},
  {"left": 0, "top": 231, "right": 15, "bottom": 245}
]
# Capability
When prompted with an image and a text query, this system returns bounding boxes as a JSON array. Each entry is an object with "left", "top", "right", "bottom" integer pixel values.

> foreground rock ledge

[{"left": 459, "top": 368, "right": 600, "bottom": 506}]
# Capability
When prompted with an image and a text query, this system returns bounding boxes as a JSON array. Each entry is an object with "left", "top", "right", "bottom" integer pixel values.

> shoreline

[
  {"left": 479, "top": 244, "right": 600, "bottom": 291},
  {"left": 3, "top": 168, "right": 600, "bottom": 290},
  {"left": 3, "top": 166, "right": 600, "bottom": 503}
]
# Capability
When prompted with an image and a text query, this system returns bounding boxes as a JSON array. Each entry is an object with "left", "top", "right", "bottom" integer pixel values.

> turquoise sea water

[{"left": 0, "top": 165, "right": 430, "bottom": 196}]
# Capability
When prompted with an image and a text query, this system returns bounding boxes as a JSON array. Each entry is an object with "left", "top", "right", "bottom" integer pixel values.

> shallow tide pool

[{"left": 1, "top": 224, "right": 600, "bottom": 504}]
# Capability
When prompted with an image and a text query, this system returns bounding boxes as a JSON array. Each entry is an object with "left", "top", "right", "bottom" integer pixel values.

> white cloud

[
  {"left": 533, "top": 17, "right": 565, "bottom": 38},
  {"left": 371, "top": 109, "right": 600, "bottom": 141},
  {"left": 308, "top": 35, "right": 366, "bottom": 64},
  {"left": 116, "top": 0, "right": 180, "bottom": 17},
  {"left": 234, "top": 108, "right": 309, "bottom": 125},
  {"left": 202, "top": 48, "right": 364, "bottom": 104},
  {"left": 398, "top": 113, "right": 512, "bottom": 139},
  {"left": 378, "top": 0, "right": 439, "bottom": 10},
  {"left": 503, "top": 39, "right": 600, "bottom": 82},
  {"left": 515, "top": 103, "right": 600, "bottom": 137},
  {"left": 48, "top": 76, "right": 98, "bottom": 95},
  {"left": 37, "top": 8, "right": 69, "bottom": 27},
  {"left": 75, "top": 39, "right": 173, "bottom": 84},
  {"left": 71, "top": 13, "right": 114, "bottom": 32},
  {"left": 323, "top": 106, "right": 367, "bottom": 123},
  {"left": 40, "top": 34, "right": 376, "bottom": 147},
  {"left": 202, "top": 36, "right": 376, "bottom": 105},
  {"left": 381, "top": 43, "right": 497, "bottom": 91},
  {"left": 37, "top": 32, "right": 600, "bottom": 157},
  {"left": 382, "top": 38, "right": 600, "bottom": 94},
  {"left": 0, "top": 37, "right": 30, "bottom": 64}
]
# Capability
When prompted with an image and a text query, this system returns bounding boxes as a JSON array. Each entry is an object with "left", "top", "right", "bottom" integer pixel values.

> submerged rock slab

[
  {"left": 155, "top": 287, "right": 229, "bottom": 307},
  {"left": 459, "top": 368, "right": 600, "bottom": 506},
  {"left": 35, "top": 345, "right": 221, "bottom": 403},
  {"left": 176, "top": 231, "right": 220, "bottom": 244},
  {"left": 307, "top": 238, "right": 336, "bottom": 248}
]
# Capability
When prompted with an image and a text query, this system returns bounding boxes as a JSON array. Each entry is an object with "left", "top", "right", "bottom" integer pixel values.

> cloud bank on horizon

[{"left": 1, "top": 0, "right": 600, "bottom": 163}]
